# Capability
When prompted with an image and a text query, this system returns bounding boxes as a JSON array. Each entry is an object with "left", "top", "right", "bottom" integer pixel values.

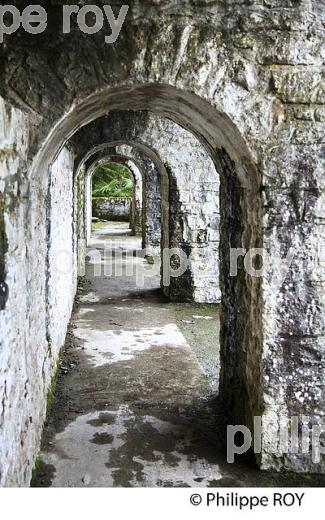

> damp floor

[{"left": 32, "top": 223, "right": 325, "bottom": 487}]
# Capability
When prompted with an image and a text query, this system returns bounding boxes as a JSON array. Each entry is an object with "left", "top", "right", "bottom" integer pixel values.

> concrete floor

[{"left": 32, "top": 223, "right": 325, "bottom": 487}]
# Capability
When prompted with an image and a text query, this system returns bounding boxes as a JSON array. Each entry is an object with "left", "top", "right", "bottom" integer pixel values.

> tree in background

[{"left": 92, "top": 162, "right": 133, "bottom": 198}]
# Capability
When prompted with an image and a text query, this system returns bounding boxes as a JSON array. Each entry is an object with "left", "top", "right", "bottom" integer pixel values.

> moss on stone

[
  {"left": 144, "top": 254, "right": 155, "bottom": 265},
  {"left": 92, "top": 220, "right": 110, "bottom": 230},
  {"left": 30, "top": 456, "right": 56, "bottom": 488},
  {"left": 45, "top": 348, "right": 62, "bottom": 419}
]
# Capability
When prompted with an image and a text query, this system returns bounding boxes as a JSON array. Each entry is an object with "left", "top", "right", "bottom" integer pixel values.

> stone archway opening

[
  {"left": 2, "top": 84, "right": 264, "bottom": 486},
  {"left": 5, "top": 81, "right": 318, "bottom": 486},
  {"left": 23, "top": 85, "right": 264, "bottom": 484},
  {"left": 84, "top": 154, "right": 144, "bottom": 246},
  {"left": 43, "top": 86, "right": 260, "bottom": 417},
  {"left": 90, "top": 159, "right": 138, "bottom": 236},
  {"left": 72, "top": 108, "right": 222, "bottom": 306},
  {"left": 0, "top": 0, "right": 323, "bottom": 486}
]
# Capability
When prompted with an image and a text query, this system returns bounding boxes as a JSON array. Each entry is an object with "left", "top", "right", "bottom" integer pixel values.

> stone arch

[
  {"left": 0, "top": 0, "right": 323, "bottom": 483},
  {"left": 85, "top": 154, "right": 144, "bottom": 243},
  {"left": 28, "top": 85, "right": 262, "bottom": 432},
  {"left": 31, "top": 86, "right": 258, "bottom": 187},
  {"left": 69, "top": 108, "right": 221, "bottom": 303},
  {"left": 2, "top": 80, "right": 322, "bottom": 475},
  {"left": 80, "top": 143, "right": 165, "bottom": 252},
  {"left": 73, "top": 118, "right": 221, "bottom": 303},
  {"left": 86, "top": 150, "right": 151, "bottom": 244},
  {"left": 74, "top": 140, "right": 167, "bottom": 269}
]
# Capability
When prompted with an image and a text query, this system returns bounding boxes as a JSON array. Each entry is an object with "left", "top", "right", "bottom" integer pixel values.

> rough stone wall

[
  {"left": 259, "top": 90, "right": 325, "bottom": 472},
  {"left": 92, "top": 197, "right": 131, "bottom": 221},
  {"left": 0, "top": 0, "right": 324, "bottom": 475},
  {"left": 47, "top": 147, "right": 76, "bottom": 357},
  {"left": 72, "top": 112, "right": 220, "bottom": 302},
  {"left": 75, "top": 167, "right": 87, "bottom": 276},
  {"left": 0, "top": 97, "right": 41, "bottom": 486},
  {"left": 75, "top": 128, "right": 163, "bottom": 255},
  {"left": 126, "top": 160, "right": 143, "bottom": 236},
  {"left": 114, "top": 146, "right": 161, "bottom": 252},
  {"left": 0, "top": 97, "right": 77, "bottom": 486},
  {"left": 85, "top": 170, "right": 92, "bottom": 245}
]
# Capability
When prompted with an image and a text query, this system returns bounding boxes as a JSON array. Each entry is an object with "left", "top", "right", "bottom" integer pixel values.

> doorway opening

[{"left": 91, "top": 161, "right": 134, "bottom": 234}]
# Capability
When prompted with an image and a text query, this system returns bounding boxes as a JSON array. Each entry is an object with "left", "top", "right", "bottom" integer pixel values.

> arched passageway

[
  {"left": 73, "top": 110, "right": 221, "bottom": 303},
  {"left": 90, "top": 159, "right": 140, "bottom": 232},
  {"left": 79, "top": 143, "right": 164, "bottom": 256},
  {"left": 27, "top": 85, "right": 264, "bottom": 443},
  {"left": 33, "top": 107, "right": 225, "bottom": 486},
  {"left": 0, "top": 1, "right": 324, "bottom": 483},
  {"left": 84, "top": 155, "right": 144, "bottom": 245}
]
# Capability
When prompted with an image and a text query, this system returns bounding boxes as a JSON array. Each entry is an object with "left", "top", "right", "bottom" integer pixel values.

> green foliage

[{"left": 92, "top": 162, "right": 133, "bottom": 198}]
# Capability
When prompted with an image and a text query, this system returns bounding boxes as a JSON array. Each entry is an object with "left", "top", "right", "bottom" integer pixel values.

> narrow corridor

[
  {"left": 34, "top": 223, "right": 223, "bottom": 487},
  {"left": 32, "top": 224, "right": 325, "bottom": 488}
]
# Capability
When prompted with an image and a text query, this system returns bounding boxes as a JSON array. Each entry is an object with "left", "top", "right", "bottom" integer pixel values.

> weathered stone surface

[
  {"left": 72, "top": 111, "right": 220, "bottom": 302},
  {"left": 0, "top": 0, "right": 324, "bottom": 483},
  {"left": 83, "top": 145, "right": 161, "bottom": 251},
  {"left": 92, "top": 197, "right": 131, "bottom": 222},
  {"left": 0, "top": 102, "right": 77, "bottom": 486},
  {"left": 271, "top": 70, "right": 325, "bottom": 104},
  {"left": 47, "top": 147, "right": 76, "bottom": 357}
]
